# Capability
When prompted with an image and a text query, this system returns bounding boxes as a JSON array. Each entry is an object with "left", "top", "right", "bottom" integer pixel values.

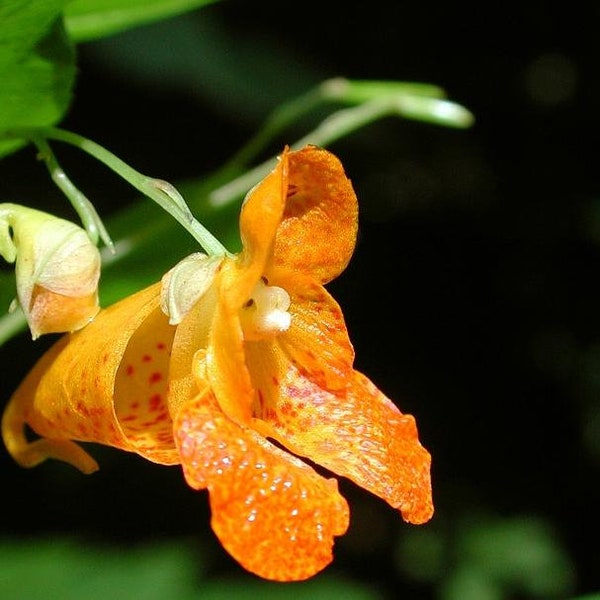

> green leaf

[
  {"left": 0, "top": 538, "right": 204, "bottom": 600},
  {"left": 64, "top": 0, "right": 221, "bottom": 43},
  {"left": 197, "top": 575, "right": 379, "bottom": 600},
  {"left": 0, "top": 1, "right": 75, "bottom": 157}
]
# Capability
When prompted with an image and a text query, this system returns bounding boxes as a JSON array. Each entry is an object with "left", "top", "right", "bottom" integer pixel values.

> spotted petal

[
  {"left": 253, "top": 365, "right": 433, "bottom": 525},
  {"left": 273, "top": 146, "right": 358, "bottom": 284},
  {"left": 274, "top": 270, "right": 355, "bottom": 391},
  {"left": 174, "top": 387, "right": 350, "bottom": 581},
  {"left": 2, "top": 283, "right": 180, "bottom": 472}
]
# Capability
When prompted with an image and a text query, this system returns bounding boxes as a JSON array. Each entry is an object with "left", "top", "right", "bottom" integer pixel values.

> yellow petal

[
  {"left": 254, "top": 366, "right": 434, "bottom": 525},
  {"left": 206, "top": 258, "right": 255, "bottom": 425},
  {"left": 2, "top": 283, "right": 180, "bottom": 472},
  {"left": 113, "top": 295, "right": 179, "bottom": 463},
  {"left": 174, "top": 388, "right": 350, "bottom": 581},
  {"left": 273, "top": 146, "right": 358, "bottom": 284}
]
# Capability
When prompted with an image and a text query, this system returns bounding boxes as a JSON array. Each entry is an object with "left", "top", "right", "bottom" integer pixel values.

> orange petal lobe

[
  {"left": 256, "top": 368, "right": 433, "bottom": 525},
  {"left": 273, "top": 146, "right": 358, "bottom": 284},
  {"left": 274, "top": 272, "right": 354, "bottom": 391},
  {"left": 174, "top": 389, "right": 349, "bottom": 581},
  {"left": 239, "top": 149, "right": 288, "bottom": 273},
  {"left": 2, "top": 283, "right": 179, "bottom": 471}
]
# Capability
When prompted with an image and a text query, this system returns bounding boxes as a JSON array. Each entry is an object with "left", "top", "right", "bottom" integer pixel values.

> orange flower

[{"left": 2, "top": 146, "right": 433, "bottom": 581}]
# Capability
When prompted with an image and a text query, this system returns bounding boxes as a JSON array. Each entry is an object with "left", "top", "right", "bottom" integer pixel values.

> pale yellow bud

[{"left": 0, "top": 203, "right": 101, "bottom": 339}]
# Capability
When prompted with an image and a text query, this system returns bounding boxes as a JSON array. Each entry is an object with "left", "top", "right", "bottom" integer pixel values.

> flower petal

[
  {"left": 254, "top": 367, "right": 433, "bottom": 525},
  {"left": 273, "top": 271, "right": 354, "bottom": 391},
  {"left": 239, "top": 148, "right": 288, "bottom": 276},
  {"left": 2, "top": 283, "right": 180, "bottom": 472},
  {"left": 207, "top": 147, "right": 290, "bottom": 424},
  {"left": 273, "top": 146, "right": 358, "bottom": 284},
  {"left": 113, "top": 297, "right": 179, "bottom": 463},
  {"left": 27, "top": 285, "right": 99, "bottom": 338},
  {"left": 206, "top": 259, "right": 255, "bottom": 424},
  {"left": 174, "top": 388, "right": 350, "bottom": 582}
]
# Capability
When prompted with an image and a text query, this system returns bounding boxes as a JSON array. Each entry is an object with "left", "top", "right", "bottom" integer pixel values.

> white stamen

[{"left": 241, "top": 278, "right": 292, "bottom": 341}]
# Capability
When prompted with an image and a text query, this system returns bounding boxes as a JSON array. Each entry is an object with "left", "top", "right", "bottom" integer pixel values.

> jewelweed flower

[
  {"left": 2, "top": 146, "right": 433, "bottom": 581},
  {"left": 0, "top": 203, "right": 101, "bottom": 339}
]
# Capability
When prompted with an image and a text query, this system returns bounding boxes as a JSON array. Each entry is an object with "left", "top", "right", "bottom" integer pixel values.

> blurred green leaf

[
  {"left": 0, "top": 537, "right": 379, "bottom": 599},
  {"left": 397, "top": 512, "right": 575, "bottom": 599},
  {"left": 64, "top": 0, "right": 221, "bottom": 43},
  {"left": 440, "top": 566, "right": 503, "bottom": 600},
  {"left": 0, "top": 1, "right": 75, "bottom": 157},
  {"left": 0, "top": 538, "right": 202, "bottom": 600},
  {"left": 457, "top": 515, "right": 575, "bottom": 597},
  {"left": 196, "top": 574, "right": 380, "bottom": 600}
]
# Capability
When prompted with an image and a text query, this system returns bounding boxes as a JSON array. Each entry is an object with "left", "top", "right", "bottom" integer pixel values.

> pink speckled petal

[{"left": 254, "top": 365, "right": 434, "bottom": 525}]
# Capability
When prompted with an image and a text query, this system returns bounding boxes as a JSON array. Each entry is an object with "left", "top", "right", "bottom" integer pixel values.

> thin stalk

[
  {"left": 4, "top": 127, "right": 230, "bottom": 256},
  {"left": 32, "top": 136, "right": 114, "bottom": 251}
]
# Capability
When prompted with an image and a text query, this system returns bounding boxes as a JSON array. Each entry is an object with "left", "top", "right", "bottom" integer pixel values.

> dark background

[{"left": 1, "top": 2, "right": 599, "bottom": 598}]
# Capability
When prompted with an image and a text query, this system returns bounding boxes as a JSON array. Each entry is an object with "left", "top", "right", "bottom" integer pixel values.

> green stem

[
  {"left": 4, "top": 127, "right": 230, "bottom": 257},
  {"left": 212, "top": 78, "right": 459, "bottom": 179},
  {"left": 222, "top": 83, "right": 327, "bottom": 170},
  {"left": 209, "top": 94, "right": 474, "bottom": 207},
  {"left": 208, "top": 98, "right": 395, "bottom": 207},
  {"left": 32, "top": 136, "right": 114, "bottom": 251}
]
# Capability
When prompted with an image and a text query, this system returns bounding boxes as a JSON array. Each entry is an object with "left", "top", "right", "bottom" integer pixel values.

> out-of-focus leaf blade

[
  {"left": 0, "top": 537, "right": 203, "bottom": 600},
  {"left": 0, "top": 1, "right": 75, "bottom": 157},
  {"left": 64, "top": 0, "right": 221, "bottom": 43},
  {"left": 197, "top": 575, "right": 379, "bottom": 600}
]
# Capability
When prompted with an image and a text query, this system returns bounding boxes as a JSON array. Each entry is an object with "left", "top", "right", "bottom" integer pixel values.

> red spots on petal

[
  {"left": 279, "top": 401, "right": 297, "bottom": 419},
  {"left": 142, "top": 354, "right": 152, "bottom": 363},
  {"left": 156, "top": 342, "right": 166, "bottom": 350},
  {"left": 272, "top": 376, "right": 279, "bottom": 386},
  {"left": 130, "top": 401, "right": 139, "bottom": 410},
  {"left": 126, "top": 364, "right": 135, "bottom": 376},
  {"left": 76, "top": 401, "right": 90, "bottom": 417},
  {"left": 148, "top": 372, "right": 163, "bottom": 385},
  {"left": 149, "top": 394, "right": 162, "bottom": 412}
]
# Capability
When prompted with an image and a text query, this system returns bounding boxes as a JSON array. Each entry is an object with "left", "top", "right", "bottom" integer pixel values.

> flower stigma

[{"left": 240, "top": 277, "right": 291, "bottom": 341}]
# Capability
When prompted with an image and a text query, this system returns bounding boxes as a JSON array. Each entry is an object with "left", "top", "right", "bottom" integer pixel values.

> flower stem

[
  {"left": 208, "top": 80, "right": 474, "bottom": 207},
  {"left": 4, "top": 127, "right": 230, "bottom": 257},
  {"left": 32, "top": 136, "right": 114, "bottom": 251}
]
